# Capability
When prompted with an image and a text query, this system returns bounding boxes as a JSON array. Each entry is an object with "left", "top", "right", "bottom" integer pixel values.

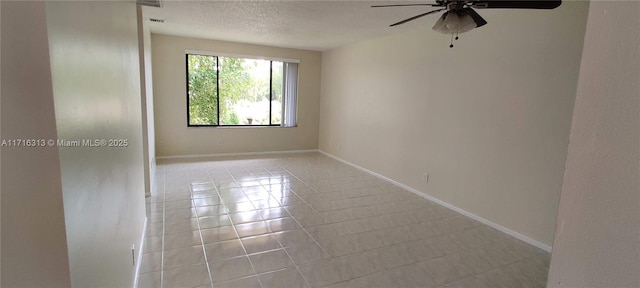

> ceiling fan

[{"left": 372, "top": 0, "right": 561, "bottom": 47}]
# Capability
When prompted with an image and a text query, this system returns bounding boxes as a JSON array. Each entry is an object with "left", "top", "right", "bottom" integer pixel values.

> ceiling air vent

[{"left": 137, "top": 0, "right": 161, "bottom": 8}]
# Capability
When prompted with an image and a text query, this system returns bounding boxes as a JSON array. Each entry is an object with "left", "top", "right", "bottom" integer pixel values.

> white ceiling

[{"left": 142, "top": 1, "right": 448, "bottom": 51}]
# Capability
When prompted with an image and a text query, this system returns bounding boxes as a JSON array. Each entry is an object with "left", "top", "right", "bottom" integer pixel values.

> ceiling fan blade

[
  {"left": 464, "top": 8, "right": 487, "bottom": 28},
  {"left": 471, "top": 0, "right": 561, "bottom": 9},
  {"left": 372, "top": 4, "right": 439, "bottom": 8},
  {"left": 390, "top": 8, "right": 446, "bottom": 27}
]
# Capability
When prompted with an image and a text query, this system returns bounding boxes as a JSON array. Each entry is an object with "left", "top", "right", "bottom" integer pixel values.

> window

[{"left": 186, "top": 53, "right": 298, "bottom": 127}]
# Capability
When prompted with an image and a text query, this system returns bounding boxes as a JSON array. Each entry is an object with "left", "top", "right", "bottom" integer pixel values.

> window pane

[
  {"left": 187, "top": 54, "right": 218, "bottom": 125},
  {"left": 271, "top": 61, "right": 284, "bottom": 125},
  {"left": 219, "top": 57, "right": 271, "bottom": 125}
]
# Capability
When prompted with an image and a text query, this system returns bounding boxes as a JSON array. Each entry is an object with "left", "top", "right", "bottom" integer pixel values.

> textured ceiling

[{"left": 142, "top": 1, "right": 449, "bottom": 51}]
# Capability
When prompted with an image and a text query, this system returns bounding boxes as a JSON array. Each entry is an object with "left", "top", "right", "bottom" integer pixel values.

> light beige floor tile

[
  {"left": 275, "top": 196, "right": 306, "bottom": 206},
  {"left": 196, "top": 205, "right": 229, "bottom": 216},
  {"left": 528, "top": 253, "right": 551, "bottom": 269},
  {"left": 217, "top": 182, "right": 241, "bottom": 190},
  {"left": 445, "top": 275, "right": 494, "bottom": 288},
  {"left": 146, "top": 202, "right": 163, "bottom": 213},
  {"left": 164, "top": 230, "right": 202, "bottom": 250},
  {"left": 163, "top": 263, "right": 211, "bottom": 288},
  {"left": 164, "top": 199, "right": 194, "bottom": 211},
  {"left": 419, "top": 255, "right": 475, "bottom": 286},
  {"left": 137, "top": 271, "right": 161, "bottom": 288},
  {"left": 348, "top": 231, "right": 388, "bottom": 251},
  {"left": 479, "top": 242, "right": 522, "bottom": 266},
  {"left": 145, "top": 222, "right": 163, "bottom": 237},
  {"left": 218, "top": 188, "right": 244, "bottom": 198},
  {"left": 380, "top": 225, "right": 413, "bottom": 244},
  {"left": 420, "top": 234, "right": 463, "bottom": 256},
  {"left": 323, "top": 281, "right": 354, "bottom": 288},
  {"left": 146, "top": 195, "right": 163, "bottom": 204},
  {"left": 259, "top": 207, "right": 290, "bottom": 220},
  {"left": 285, "top": 243, "right": 330, "bottom": 265},
  {"left": 265, "top": 217, "right": 300, "bottom": 232},
  {"left": 259, "top": 268, "right": 310, "bottom": 288},
  {"left": 320, "top": 236, "right": 359, "bottom": 257},
  {"left": 147, "top": 212, "right": 163, "bottom": 223},
  {"left": 229, "top": 211, "right": 263, "bottom": 224},
  {"left": 235, "top": 221, "right": 269, "bottom": 238},
  {"left": 365, "top": 244, "right": 417, "bottom": 270},
  {"left": 406, "top": 221, "right": 437, "bottom": 239},
  {"left": 225, "top": 201, "right": 257, "bottom": 213},
  {"left": 273, "top": 229, "right": 316, "bottom": 247},
  {"left": 164, "top": 218, "right": 200, "bottom": 235},
  {"left": 245, "top": 192, "right": 271, "bottom": 202},
  {"left": 404, "top": 239, "right": 442, "bottom": 262},
  {"left": 192, "top": 191, "right": 218, "bottom": 199},
  {"left": 204, "top": 239, "right": 246, "bottom": 261},
  {"left": 198, "top": 215, "right": 232, "bottom": 229},
  {"left": 251, "top": 197, "right": 283, "bottom": 209},
  {"left": 249, "top": 249, "right": 296, "bottom": 274},
  {"left": 209, "top": 256, "right": 255, "bottom": 283},
  {"left": 193, "top": 197, "right": 222, "bottom": 207},
  {"left": 164, "top": 193, "right": 191, "bottom": 202},
  {"left": 143, "top": 236, "right": 162, "bottom": 254},
  {"left": 215, "top": 276, "right": 261, "bottom": 288},
  {"left": 298, "top": 259, "right": 350, "bottom": 288},
  {"left": 451, "top": 249, "right": 497, "bottom": 274},
  {"left": 348, "top": 271, "right": 396, "bottom": 288},
  {"left": 242, "top": 234, "right": 282, "bottom": 254},
  {"left": 306, "top": 223, "right": 343, "bottom": 240},
  {"left": 191, "top": 183, "right": 215, "bottom": 190},
  {"left": 502, "top": 238, "right": 546, "bottom": 259},
  {"left": 201, "top": 226, "right": 238, "bottom": 244},
  {"left": 293, "top": 214, "right": 326, "bottom": 227},
  {"left": 478, "top": 268, "right": 541, "bottom": 288},
  {"left": 163, "top": 245, "right": 206, "bottom": 269},
  {"left": 140, "top": 252, "right": 162, "bottom": 274},
  {"left": 501, "top": 259, "right": 549, "bottom": 287},
  {"left": 387, "top": 264, "right": 439, "bottom": 287},
  {"left": 333, "top": 252, "right": 382, "bottom": 279}
]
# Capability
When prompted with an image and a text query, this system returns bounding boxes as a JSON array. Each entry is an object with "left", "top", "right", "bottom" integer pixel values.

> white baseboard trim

[
  {"left": 156, "top": 149, "right": 319, "bottom": 160},
  {"left": 318, "top": 150, "right": 552, "bottom": 252},
  {"left": 133, "top": 216, "right": 147, "bottom": 288}
]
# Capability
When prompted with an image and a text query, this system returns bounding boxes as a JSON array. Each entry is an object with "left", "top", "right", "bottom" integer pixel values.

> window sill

[{"left": 187, "top": 125, "right": 297, "bottom": 129}]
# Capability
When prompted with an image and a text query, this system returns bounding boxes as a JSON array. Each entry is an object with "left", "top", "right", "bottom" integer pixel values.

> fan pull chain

[{"left": 449, "top": 30, "right": 461, "bottom": 48}]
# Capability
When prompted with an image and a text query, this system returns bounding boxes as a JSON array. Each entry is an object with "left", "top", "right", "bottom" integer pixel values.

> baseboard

[
  {"left": 156, "top": 149, "right": 319, "bottom": 160},
  {"left": 318, "top": 150, "right": 552, "bottom": 253},
  {"left": 132, "top": 216, "right": 147, "bottom": 288}
]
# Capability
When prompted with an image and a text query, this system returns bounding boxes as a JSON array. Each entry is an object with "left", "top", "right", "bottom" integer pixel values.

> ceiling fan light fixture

[{"left": 432, "top": 11, "right": 477, "bottom": 34}]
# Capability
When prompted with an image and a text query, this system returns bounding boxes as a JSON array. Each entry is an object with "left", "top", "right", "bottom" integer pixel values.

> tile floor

[{"left": 140, "top": 152, "right": 550, "bottom": 288}]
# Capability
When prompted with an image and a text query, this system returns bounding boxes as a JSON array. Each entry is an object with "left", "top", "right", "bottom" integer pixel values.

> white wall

[
  {"left": 1, "top": 2, "right": 71, "bottom": 286},
  {"left": 152, "top": 34, "right": 321, "bottom": 157},
  {"left": 45, "top": 1, "right": 146, "bottom": 287},
  {"left": 547, "top": 1, "right": 640, "bottom": 287},
  {"left": 319, "top": 1, "right": 589, "bottom": 247}
]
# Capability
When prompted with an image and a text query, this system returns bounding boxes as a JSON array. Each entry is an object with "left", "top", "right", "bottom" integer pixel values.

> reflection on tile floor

[{"left": 140, "top": 152, "right": 549, "bottom": 288}]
